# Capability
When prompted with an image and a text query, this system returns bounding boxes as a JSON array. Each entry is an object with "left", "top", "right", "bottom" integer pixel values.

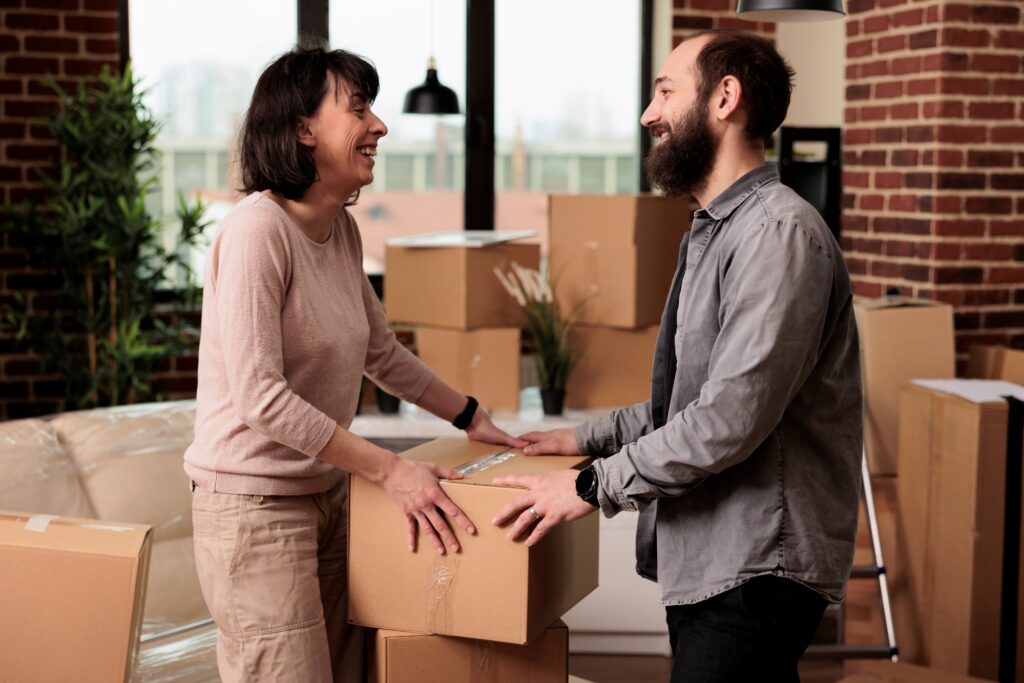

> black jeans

[{"left": 665, "top": 575, "right": 828, "bottom": 683}]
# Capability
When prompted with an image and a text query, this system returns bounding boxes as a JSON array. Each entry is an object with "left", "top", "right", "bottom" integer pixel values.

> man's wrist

[{"left": 575, "top": 465, "right": 600, "bottom": 508}]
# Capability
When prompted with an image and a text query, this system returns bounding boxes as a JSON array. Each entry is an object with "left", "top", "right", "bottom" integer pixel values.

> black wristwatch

[
  {"left": 452, "top": 396, "right": 478, "bottom": 430},
  {"left": 575, "top": 465, "right": 600, "bottom": 508}
]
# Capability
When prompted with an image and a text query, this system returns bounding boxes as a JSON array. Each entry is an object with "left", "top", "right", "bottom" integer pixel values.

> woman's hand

[
  {"left": 518, "top": 427, "right": 580, "bottom": 456},
  {"left": 382, "top": 459, "right": 475, "bottom": 555},
  {"left": 465, "top": 410, "right": 528, "bottom": 449}
]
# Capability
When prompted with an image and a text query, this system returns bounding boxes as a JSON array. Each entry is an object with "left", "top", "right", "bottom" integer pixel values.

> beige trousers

[{"left": 191, "top": 478, "right": 364, "bottom": 683}]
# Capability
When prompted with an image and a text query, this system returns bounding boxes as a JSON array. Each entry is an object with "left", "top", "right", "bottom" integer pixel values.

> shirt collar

[{"left": 693, "top": 163, "right": 779, "bottom": 222}]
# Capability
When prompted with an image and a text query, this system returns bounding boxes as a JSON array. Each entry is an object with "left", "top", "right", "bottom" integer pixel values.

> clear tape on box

[{"left": 0, "top": 400, "right": 217, "bottom": 679}]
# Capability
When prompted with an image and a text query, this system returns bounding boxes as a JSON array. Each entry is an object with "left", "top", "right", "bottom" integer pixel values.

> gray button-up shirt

[{"left": 576, "top": 164, "right": 862, "bottom": 605}]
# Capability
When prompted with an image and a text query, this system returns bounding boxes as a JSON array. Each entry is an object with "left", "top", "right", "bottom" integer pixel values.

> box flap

[
  {"left": 910, "top": 378, "right": 1024, "bottom": 404},
  {"left": 855, "top": 295, "right": 949, "bottom": 311},
  {"left": 387, "top": 230, "right": 536, "bottom": 248},
  {"left": 0, "top": 510, "right": 151, "bottom": 557},
  {"left": 399, "top": 439, "right": 588, "bottom": 487}
]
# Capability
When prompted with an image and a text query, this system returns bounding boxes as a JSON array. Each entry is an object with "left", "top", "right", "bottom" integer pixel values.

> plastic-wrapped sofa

[{"left": 0, "top": 401, "right": 218, "bottom": 682}]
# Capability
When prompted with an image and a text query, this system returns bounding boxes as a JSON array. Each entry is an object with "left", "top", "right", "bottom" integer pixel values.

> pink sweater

[{"left": 184, "top": 193, "right": 434, "bottom": 495}]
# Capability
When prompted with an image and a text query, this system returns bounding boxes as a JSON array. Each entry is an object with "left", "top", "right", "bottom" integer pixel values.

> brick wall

[
  {"left": 841, "top": 0, "right": 1024, "bottom": 364},
  {"left": 672, "top": 0, "right": 776, "bottom": 45},
  {"left": 0, "top": 0, "right": 198, "bottom": 419}
]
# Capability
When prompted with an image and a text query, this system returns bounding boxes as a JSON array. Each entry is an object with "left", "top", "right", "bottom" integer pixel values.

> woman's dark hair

[
  {"left": 691, "top": 29, "right": 795, "bottom": 144},
  {"left": 239, "top": 45, "right": 380, "bottom": 200}
]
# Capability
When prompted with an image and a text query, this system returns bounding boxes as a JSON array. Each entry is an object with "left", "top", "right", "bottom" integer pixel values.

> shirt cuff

[
  {"left": 575, "top": 416, "right": 617, "bottom": 456},
  {"left": 592, "top": 452, "right": 638, "bottom": 517}
]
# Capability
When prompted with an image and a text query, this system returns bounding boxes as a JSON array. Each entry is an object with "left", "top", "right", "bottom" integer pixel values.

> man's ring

[{"left": 528, "top": 507, "right": 541, "bottom": 520}]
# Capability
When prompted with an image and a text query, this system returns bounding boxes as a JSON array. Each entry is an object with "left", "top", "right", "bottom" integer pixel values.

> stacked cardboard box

[
  {"left": 385, "top": 232, "right": 540, "bottom": 412},
  {"left": 0, "top": 510, "right": 152, "bottom": 682},
  {"left": 547, "top": 195, "right": 692, "bottom": 409},
  {"left": 349, "top": 439, "right": 599, "bottom": 679}
]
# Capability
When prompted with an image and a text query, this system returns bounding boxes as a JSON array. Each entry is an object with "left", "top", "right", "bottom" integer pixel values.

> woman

[{"left": 183, "top": 46, "right": 525, "bottom": 683}]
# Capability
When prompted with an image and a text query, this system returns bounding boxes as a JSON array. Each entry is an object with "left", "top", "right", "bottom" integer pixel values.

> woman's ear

[{"left": 296, "top": 117, "right": 316, "bottom": 148}]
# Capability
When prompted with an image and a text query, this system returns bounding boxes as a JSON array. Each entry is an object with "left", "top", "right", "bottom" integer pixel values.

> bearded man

[{"left": 492, "top": 29, "right": 863, "bottom": 683}]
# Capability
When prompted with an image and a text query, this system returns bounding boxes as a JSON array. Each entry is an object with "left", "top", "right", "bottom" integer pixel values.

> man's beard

[{"left": 644, "top": 101, "right": 719, "bottom": 198}]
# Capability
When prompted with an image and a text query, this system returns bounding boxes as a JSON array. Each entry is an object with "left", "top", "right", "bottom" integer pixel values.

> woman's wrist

[{"left": 374, "top": 450, "right": 402, "bottom": 487}]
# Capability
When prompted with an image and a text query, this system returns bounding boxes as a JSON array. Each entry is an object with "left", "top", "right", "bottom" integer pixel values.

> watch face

[{"left": 576, "top": 467, "right": 595, "bottom": 496}]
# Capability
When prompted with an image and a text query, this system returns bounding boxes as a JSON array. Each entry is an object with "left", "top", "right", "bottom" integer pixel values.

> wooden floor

[{"left": 568, "top": 655, "right": 844, "bottom": 683}]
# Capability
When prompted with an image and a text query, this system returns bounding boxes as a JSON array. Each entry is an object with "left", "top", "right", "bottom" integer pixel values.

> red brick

[
  {"left": 84, "top": 38, "right": 117, "bottom": 54},
  {"left": 888, "top": 195, "right": 918, "bottom": 212},
  {"left": 970, "top": 4, "right": 1020, "bottom": 25},
  {"left": 935, "top": 195, "right": 964, "bottom": 213},
  {"left": 0, "top": 79, "right": 22, "bottom": 95},
  {"left": 941, "top": 77, "right": 990, "bottom": 96},
  {"left": 847, "top": 39, "right": 874, "bottom": 59},
  {"left": 4, "top": 98, "right": 55, "bottom": 118},
  {"left": 63, "top": 58, "right": 117, "bottom": 76},
  {"left": 845, "top": 64, "right": 860, "bottom": 80},
  {"left": 925, "top": 4, "right": 939, "bottom": 23},
  {"left": 861, "top": 59, "right": 890, "bottom": 77},
  {"left": 845, "top": 108, "right": 858, "bottom": 124},
  {"left": 923, "top": 100, "right": 963, "bottom": 119},
  {"left": 935, "top": 219, "right": 985, "bottom": 237},
  {"left": 875, "top": 172, "right": 902, "bottom": 189},
  {"left": 995, "top": 30, "right": 1024, "bottom": 50},
  {"left": 875, "top": 81, "right": 903, "bottom": 99},
  {"left": 936, "top": 172, "right": 986, "bottom": 189},
  {"left": 926, "top": 52, "right": 968, "bottom": 72},
  {"left": 0, "top": 33, "right": 18, "bottom": 52},
  {"left": 968, "top": 101, "right": 1015, "bottom": 119},
  {"left": 964, "top": 290, "right": 1010, "bottom": 306},
  {"left": 859, "top": 194, "right": 885, "bottom": 211},
  {"left": 83, "top": 0, "right": 118, "bottom": 8},
  {"left": 0, "top": 164, "right": 23, "bottom": 181},
  {"left": 906, "top": 125, "right": 935, "bottom": 143},
  {"left": 943, "top": 3, "right": 972, "bottom": 22},
  {"left": 934, "top": 267, "right": 984, "bottom": 284},
  {"left": 846, "top": 83, "right": 871, "bottom": 101},
  {"left": 937, "top": 125, "right": 986, "bottom": 144},
  {"left": 993, "top": 79, "right": 1024, "bottom": 96},
  {"left": 934, "top": 244, "right": 963, "bottom": 260},
  {"left": 4, "top": 13, "right": 60, "bottom": 31},
  {"left": 892, "top": 150, "right": 919, "bottom": 167},
  {"left": 904, "top": 172, "right": 932, "bottom": 189},
  {"left": 910, "top": 29, "right": 938, "bottom": 50},
  {"left": 63, "top": 15, "right": 117, "bottom": 33},
  {"left": 891, "top": 56, "right": 921, "bottom": 76},
  {"left": 23, "top": 36, "right": 79, "bottom": 54},
  {"left": 971, "top": 54, "right": 1023, "bottom": 74},
  {"left": 893, "top": 8, "right": 923, "bottom": 27},
  {"left": 864, "top": 15, "right": 891, "bottom": 34},
  {"left": 853, "top": 281, "right": 883, "bottom": 298},
  {"left": 878, "top": 35, "right": 906, "bottom": 53},
  {"left": 965, "top": 196, "right": 1013, "bottom": 214},
  {"left": 992, "top": 220, "right": 1024, "bottom": 237},
  {"left": 875, "top": 127, "right": 902, "bottom": 143},
  {"left": 990, "top": 267, "right": 1024, "bottom": 284},
  {"left": 870, "top": 261, "right": 901, "bottom": 279},
  {"left": 908, "top": 78, "right": 938, "bottom": 96},
  {"left": 937, "top": 149, "right": 965, "bottom": 167},
  {"left": 847, "top": 20, "right": 861, "bottom": 38},
  {"left": 941, "top": 28, "right": 991, "bottom": 48},
  {"left": 992, "top": 174, "right": 1024, "bottom": 191},
  {"left": 6, "top": 143, "right": 56, "bottom": 161},
  {"left": 847, "top": 0, "right": 875, "bottom": 14},
  {"left": 968, "top": 150, "right": 1014, "bottom": 168},
  {"left": 9, "top": 187, "right": 49, "bottom": 204},
  {"left": 25, "top": 0, "right": 78, "bottom": 9},
  {"left": 844, "top": 128, "right": 872, "bottom": 145},
  {"left": 992, "top": 127, "right": 1024, "bottom": 144},
  {"left": 844, "top": 171, "right": 871, "bottom": 188},
  {"left": 860, "top": 105, "right": 887, "bottom": 122},
  {"left": 902, "top": 264, "right": 931, "bottom": 282},
  {"left": 4, "top": 57, "right": 59, "bottom": 75},
  {"left": 853, "top": 238, "right": 884, "bottom": 254},
  {"left": 879, "top": 0, "right": 906, "bottom": 7},
  {"left": 688, "top": 0, "right": 732, "bottom": 9},
  {"left": 890, "top": 102, "right": 918, "bottom": 120},
  {"left": 964, "top": 244, "right": 1015, "bottom": 262},
  {"left": 26, "top": 78, "right": 76, "bottom": 96}
]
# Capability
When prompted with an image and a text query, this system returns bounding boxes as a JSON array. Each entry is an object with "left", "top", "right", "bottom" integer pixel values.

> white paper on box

[
  {"left": 387, "top": 230, "right": 536, "bottom": 248},
  {"left": 911, "top": 378, "right": 1024, "bottom": 404}
]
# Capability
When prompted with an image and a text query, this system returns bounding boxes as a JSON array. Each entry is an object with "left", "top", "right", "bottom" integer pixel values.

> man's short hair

[{"left": 690, "top": 29, "right": 795, "bottom": 144}]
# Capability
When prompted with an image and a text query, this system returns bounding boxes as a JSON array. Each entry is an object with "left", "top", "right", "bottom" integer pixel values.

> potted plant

[{"left": 494, "top": 262, "right": 580, "bottom": 415}]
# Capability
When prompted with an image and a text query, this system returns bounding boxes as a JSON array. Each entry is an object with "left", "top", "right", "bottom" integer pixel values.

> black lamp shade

[
  {"left": 403, "top": 67, "right": 460, "bottom": 115},
  {"left": 736, "top": 0, "right": 845, "bottom": 21}
]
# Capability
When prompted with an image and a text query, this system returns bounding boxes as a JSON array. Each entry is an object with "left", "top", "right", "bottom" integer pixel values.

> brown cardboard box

[
  {"left": 894, "top": 380, "right": 1024, "bottom": 680},
  {"left": 841, "top": 660, "right": 994, "bottom": 682},
  {"left": 548, "top": 194, "right": 692, "bottom": 329},
  {"left": 0, "top": 510, "right": 152, "bottom": 682},
  {"left": 385, "top": 235, "right": 540, "bottom": 329},
  {"left": 371, "top": 621, "right": 568, "bottom": 683},
  {"left": 349, "top": 439, "right": 598, "bottom": 644},
  {"left": 968, "top": 344, "right": 1024, "bottom": 384},
  {"left": 566, "top": 324, "right": 658, "bottom": 409},
  {"left": 417, "top": 327, "right": 521, "bottom": 411},
  {"left": 854, "top": 297, "right": 955, "bottom": 475}
]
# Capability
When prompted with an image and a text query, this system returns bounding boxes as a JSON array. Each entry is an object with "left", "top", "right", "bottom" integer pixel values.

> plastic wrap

[{"left": 0, "top": 400, "right": 218, "bottom": 681}]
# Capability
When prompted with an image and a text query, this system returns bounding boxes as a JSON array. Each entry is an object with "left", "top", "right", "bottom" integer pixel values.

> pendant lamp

[
  {"left": 736, "top": 0, "right": 845, "bottom": 22},
  {"left": 403, "top": 0, "right": 460, "bottom": 114}
]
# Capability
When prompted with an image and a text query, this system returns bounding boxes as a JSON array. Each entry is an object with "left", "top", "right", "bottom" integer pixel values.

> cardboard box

[
  {"left": 548, "top": 194, "right": 692, "bottom": 329},
  {"left": 371, "top": 621, "right": 568, "bottom": 683},
  {"left": 0, "top": 510, "right": 153, "bottom": 682},
  {"left": 417, "top": 327, "right": 521, "bottom": 412},
  {"left": 385, "top": 233, "right": 540, "bottom": 329},
  {"left": 565, "top": 324, "right": 658, "bottom": 409},
  {"left": 841, "top": 660, "right": 995, "bottom": 683},
  {"left": 894, "top": 380, "right": 1024, "bottom": 680},
  {"left": 349, "top": 439, "right": 599, "bottom": 644},
  {"left": 854, "top": 297, "right": 955, "bottom": 475},
  {"left": 968, "top": 344, "right": 1024, "bottom": 384}
]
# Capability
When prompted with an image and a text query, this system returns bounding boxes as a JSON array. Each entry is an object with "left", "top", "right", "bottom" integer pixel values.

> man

[{"left": 492, "top": 29, "right": 862, "bottom": 682}]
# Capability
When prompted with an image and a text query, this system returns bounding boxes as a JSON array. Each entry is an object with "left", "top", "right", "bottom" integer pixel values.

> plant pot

[
  {"left": 376, "top": 388, "right": 401, "bottom": 414},
  {"left": 540, "top": 389, "right": 565, "bottom": 416}
]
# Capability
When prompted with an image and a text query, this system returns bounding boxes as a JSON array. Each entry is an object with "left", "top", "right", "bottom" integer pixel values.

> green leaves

[{"left": 0, "top": 63, "right": 207, "bottom": 409}]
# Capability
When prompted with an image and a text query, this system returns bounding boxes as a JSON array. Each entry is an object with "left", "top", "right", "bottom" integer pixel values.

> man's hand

[
  {"left": 491, "top": 469, "right": 596, "bottom": 546},
  {"left": 466, "top": 410, "right": 528, "bottom": 450},
  {"left": 518, "top": 427, "right": 580, "bottom": 456},
  {"left": 382, "top": 459, "right": 475, "bottom": 555}
]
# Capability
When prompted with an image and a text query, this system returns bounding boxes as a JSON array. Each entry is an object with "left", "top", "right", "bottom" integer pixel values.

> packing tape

[
  {"left": 24, "top": 514, "right": 58, "bottom": 533},
  {"left": 455, "top": 449, "right": 517, "bottom": 476}
]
